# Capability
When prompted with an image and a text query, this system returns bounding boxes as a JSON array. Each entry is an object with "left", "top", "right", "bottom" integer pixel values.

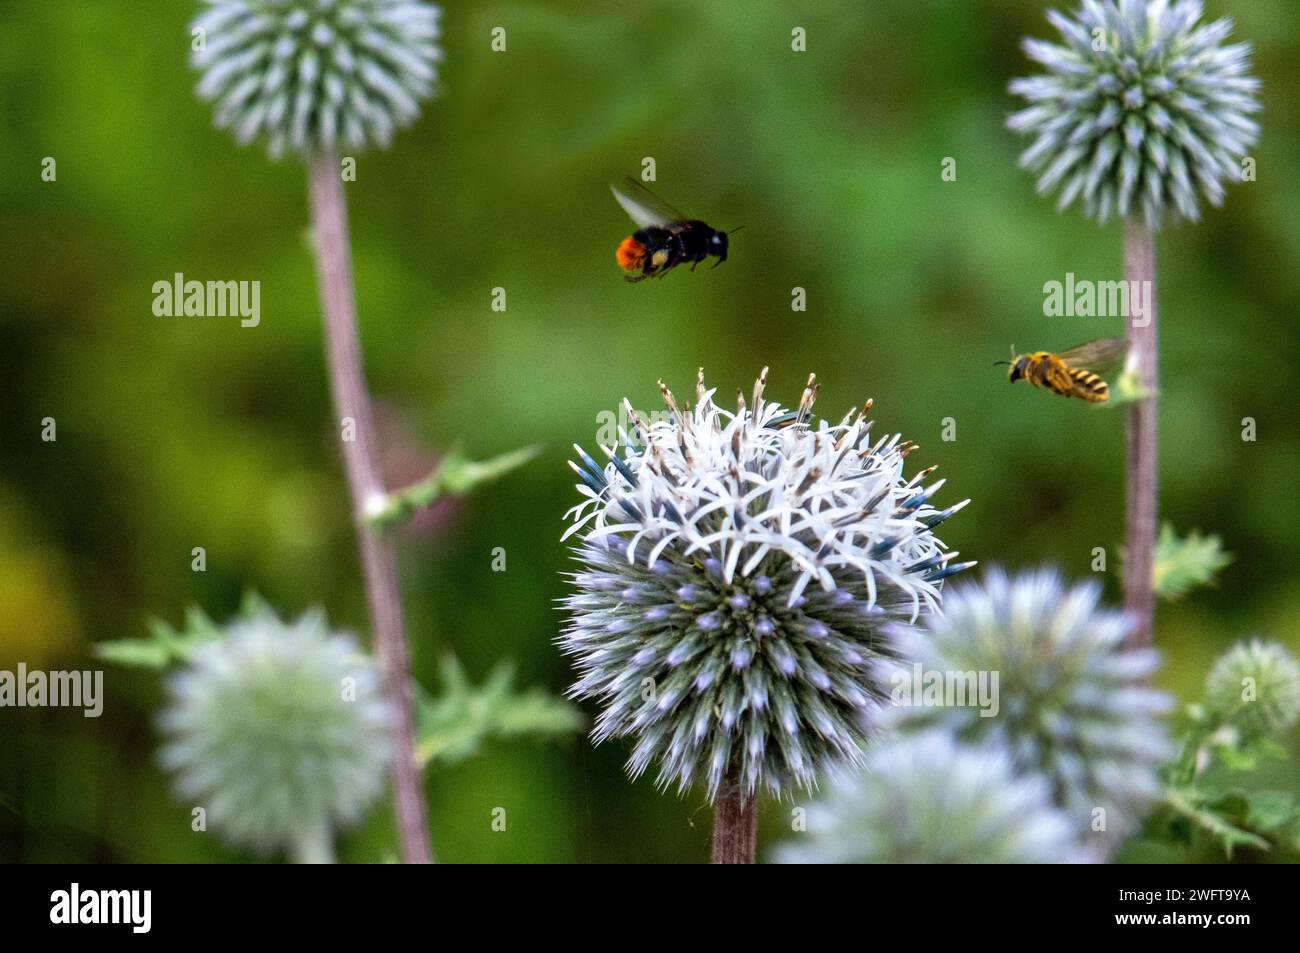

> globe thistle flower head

[
  {"left": 880, "top": 568, "right": 1172, "bottom": 843},
  {"left": 560, "top": 369, "right": 973, "bottom": 801},
  {"left": 773, "top": 731, "right": 1085, "bottom": 864},
  {"left": 191, "top": 0, "right": 443, "bottom": 158},
  {"left": 159, "top": 605, "right": 393, "bottom": 860},
  {"left": 1204, "top": 639, "right": 1300, "bottom": 738},
  {"left": 1009, "top": 0, "right": 1260, "bottom": 224}
]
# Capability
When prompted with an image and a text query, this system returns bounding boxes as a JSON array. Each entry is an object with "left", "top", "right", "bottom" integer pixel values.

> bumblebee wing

[
  {"left": 1057, "top": 337, "right": 1129, "bottom": 375},
  {"left": 610, "top": 176, "right": 686, "bottom": 229}
]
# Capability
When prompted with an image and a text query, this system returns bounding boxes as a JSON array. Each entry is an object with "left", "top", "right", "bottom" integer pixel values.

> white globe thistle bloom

[
  {"left": 880, "top": 569, "right": 1172, "bottom": 844},
  {"left": 560, "top": 369, "right": 973, "bottom": 800},
  {"left": 159, "top": 606, "right": 393, "bottom": 861},
  {"left": 1204, "top": 639, "right": 1300, "bottom": 738},
  {"left": 191, "top": 0, "right": 443, "bottom": 158},
  {"left": 774, "top": 731, "right": 1086, "bottom": 864},
  {"left": 1009, "top": 0, "right": 1260, "bottom": 224}
]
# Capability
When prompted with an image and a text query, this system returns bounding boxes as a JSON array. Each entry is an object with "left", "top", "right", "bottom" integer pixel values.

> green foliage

[
  {"left": 1153, "top": 735, "right": 1298, "bottom": 859},
  {"left": 367, "top": 444, "right": 541, "bottom": 529},
  {"left": 94, "top": 597, "right": 270, "bottom": 668},
  {"left": 414, "top": 657, "right": 583, "bottom": 768},
  {"left": 1153, "top": 524, "right": 1232, "bottom": 602},
  {"left": 1143, "top": 642, "right": 1300, "bottom": 861},
  {"left": 1103, "top": 368, "right": 1157, "bottom": 407}
]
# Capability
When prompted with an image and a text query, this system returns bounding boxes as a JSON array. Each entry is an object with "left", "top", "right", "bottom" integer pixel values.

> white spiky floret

[
  {"left": 878, "top": 568, "right": 1173, "bottom": 847},
  {"left": 159, "top": 605, "right": 393, "bottom": 860},
  {"left": 1009, "top": 0, "right": 1261, "bottom": 224},
  {"left": 773, "top": 731, "right": 1086, "bottom": 864},
  {"left": 560, "top": 369, "right": 973, "bottom": 800},
  {"left": 190, "top": 0, "right": 442, "bottom": 158}
]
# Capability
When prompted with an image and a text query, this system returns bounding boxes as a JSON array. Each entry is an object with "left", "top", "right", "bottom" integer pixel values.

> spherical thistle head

[
  {"left": 159, "top": 606, "right": 393, "bottom": 859},
  {"left": 880, "top": 568, "right": 1172, "bottom": 844},
  {"left": 190, "top": 0, "right": 443, "bottom": 158},
  {"left": 559, "top": 369, "right": 973, "bottom": 801},
  {"left": 1204, "top": 639, "right": 1300, "bottom": 738},
  {"left": 1008, "top": 0, "right": 1260, "bottom": 225},
  {"left": 773, "top": 731, "right": 1085, "bottom": 864}
]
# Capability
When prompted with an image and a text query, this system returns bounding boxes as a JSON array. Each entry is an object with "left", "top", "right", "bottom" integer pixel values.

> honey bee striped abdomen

[
  {"left": 998, "top": 337, "right": 1128, "bottom": 404},
  {"left": 1067, "top": 367, "right": 1109, "bottom": 402}
]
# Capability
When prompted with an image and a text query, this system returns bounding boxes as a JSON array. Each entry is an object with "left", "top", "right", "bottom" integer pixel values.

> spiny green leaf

[
  {"left": 1153, "top": 524, "right": 1231, "bottom": 601},
  {"left": 1242, "top": 790, "right": 1298, "bottom": 833},
  {"left": 1101, "top": 368, "right": 1157, "bottom": 407},
  {"left": 414, "top": 656, "right": 582, "bottom": 767},
  {"left": 368, "top": 444, "right": 541, "bottom": 528},
  {"left": 1164, "top": 786, "right": 1270, "bottom": 857},
  {"left": 1213, "top": 735, "right": 1288, "bottom": 773},
  {"left": 94, "top": 609, "right": 223, "bottom": 669}
]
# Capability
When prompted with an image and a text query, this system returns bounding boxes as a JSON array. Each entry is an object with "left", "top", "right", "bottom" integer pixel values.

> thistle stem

[
  {"left": 307, "top": 152, "right": 432, "bottom": 864},
  {"left": 711, "top": 772, "right": 756, "bottom": 864},
  {"left": 291, "top": 822, "right": 337, "bottom": 865},
  {"left": 1123, "top": 219, "right": 1158, "bottom": 650}
]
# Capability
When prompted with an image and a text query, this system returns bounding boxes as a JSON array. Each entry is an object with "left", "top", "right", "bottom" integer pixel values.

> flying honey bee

[
  {"left": 996, "top": 337, "right": 1129, "bottom": 403},
  {"left": 611, "top": 177, "right": 735, "bottom": 282}
]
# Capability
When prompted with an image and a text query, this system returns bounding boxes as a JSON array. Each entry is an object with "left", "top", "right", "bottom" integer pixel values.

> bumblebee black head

[{"left": 709, "top": 230, "right": 729, "bottom": 261}]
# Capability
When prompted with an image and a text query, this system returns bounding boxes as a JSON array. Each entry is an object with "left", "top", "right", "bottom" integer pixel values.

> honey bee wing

[
  {"left": 1057, "top": 337, "right": 1129, "bottom": 375},
  {"left": 610, "top": 176, "right": 686, "bottom": 230}
]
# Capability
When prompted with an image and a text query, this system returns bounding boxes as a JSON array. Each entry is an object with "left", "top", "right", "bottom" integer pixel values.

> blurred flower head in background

[
  {"left": 880, "top": 568, "right": 1173, "bottom": 845},
  {"left": 190, "top": 0, "right": 443, "bottom": 157},
  {"left": 1204, "top": 639, "right": 1300, "bottom": 738},
  {"left": 773, "top": 730, "right": 1085, "bottom": 864},
  {"left": 1008, "top": 0, "right": 1260, "bottom": 224},
  {"left": 560, "top": 369, "right": 972, "bottom": 800},
  {"left": 159, "top": 604, "right": 392, "bottom": 861}
]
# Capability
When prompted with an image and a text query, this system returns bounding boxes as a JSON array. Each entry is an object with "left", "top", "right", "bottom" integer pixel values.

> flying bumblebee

[
  {"left": 996, "top": 337, "right": 1129, "bottom": 403},
  {"left": 611, "top": 177, "right": 734, "bottom": 281}
]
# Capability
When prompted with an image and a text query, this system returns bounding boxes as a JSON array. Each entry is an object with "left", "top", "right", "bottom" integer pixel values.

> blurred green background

[{"left": 1, "top": 0, "right": 1297, "bottom": 863}]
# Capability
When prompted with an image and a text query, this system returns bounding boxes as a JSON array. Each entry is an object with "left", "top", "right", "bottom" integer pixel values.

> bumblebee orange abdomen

[{"left": 616, "top": 237, "right": 645, "bottom": 271}]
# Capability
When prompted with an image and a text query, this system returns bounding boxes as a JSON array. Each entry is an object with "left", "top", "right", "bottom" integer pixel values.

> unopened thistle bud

[
  {"left": 1204, "top": 639, "right": 1300, "bottom": 738},
  {"left": 159, "top": 605, "right": 393, "bottom": 861},
  {"left": 774, "top": 732, "right": 1085, "bottom": 864},
  {"left": 1009, "top": 0, "right": 1260, "bottom": 224},
  {"left": 191, "top": 0, "right": 443, "bottom": 158},
  {"left": 880, "top": 568, "right": 1172, "bottom": 844}
]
